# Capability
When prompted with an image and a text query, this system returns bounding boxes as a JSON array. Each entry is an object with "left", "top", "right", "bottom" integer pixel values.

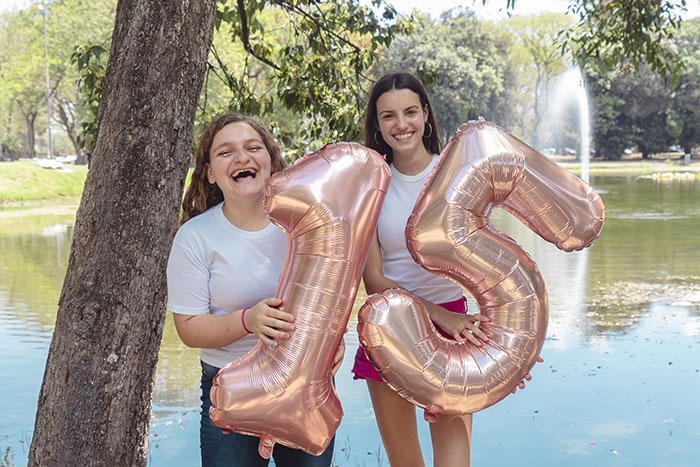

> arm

[
  {"left": 362, "top": 232, "right": 489, "bottom": 346},
  {"left": 362, "top": 231, "right": 401, "bottom": 295},
  {"left": 173, "top": 297, "right": 295, "bottom": 349},
  {"left": 167, "top": 234, "right": 295, "bottom": 350}
]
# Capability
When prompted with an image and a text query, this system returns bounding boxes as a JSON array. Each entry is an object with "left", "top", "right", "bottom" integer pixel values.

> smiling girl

[
  {"left": 351, "top": 73, "right": 490, "bottom": 467},
  {"left": 166, "top": 113, "right": 341, "bottom": 467}
]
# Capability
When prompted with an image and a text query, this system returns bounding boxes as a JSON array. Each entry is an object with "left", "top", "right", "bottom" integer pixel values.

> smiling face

[
  {"left": 206, "top": 121, "right": 272, "bottom": 204},
  {"left": 375, "top": 88, "right": 429, "bottom": 160}
]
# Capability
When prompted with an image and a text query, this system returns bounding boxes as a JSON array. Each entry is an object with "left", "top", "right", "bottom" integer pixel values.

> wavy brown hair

[
  {"left": 364, "top": 72, "right": 442, "bottom": 165},
  {"left": 180, "top": 113, "right": 287, "bottom": 225}
]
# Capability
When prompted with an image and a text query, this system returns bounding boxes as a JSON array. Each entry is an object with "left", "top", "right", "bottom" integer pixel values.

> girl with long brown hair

[{"left": 167, "top": 113, "right": 342, "bottom": 466}]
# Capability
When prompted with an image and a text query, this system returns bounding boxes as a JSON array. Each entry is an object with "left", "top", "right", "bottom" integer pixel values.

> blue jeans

[{"left": 199, "top": 361, "right": 336, "bottom": 467}]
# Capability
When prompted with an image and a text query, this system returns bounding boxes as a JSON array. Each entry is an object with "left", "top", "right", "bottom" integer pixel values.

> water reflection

[{"left": 1, "top": 175, "right": 699, "bottom": 466}]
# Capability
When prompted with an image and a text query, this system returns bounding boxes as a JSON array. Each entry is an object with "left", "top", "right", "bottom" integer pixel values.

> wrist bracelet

[{"left": 241, "top": 307, "right": 252, "bottom": 334}]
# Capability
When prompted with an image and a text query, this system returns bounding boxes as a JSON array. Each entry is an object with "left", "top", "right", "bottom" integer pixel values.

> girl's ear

[
  {"left": 206, "top": 163, "right": 216, "bottom": 184},
  {"left": 423, "top": 104, "right": 429, "bottom": 123}
]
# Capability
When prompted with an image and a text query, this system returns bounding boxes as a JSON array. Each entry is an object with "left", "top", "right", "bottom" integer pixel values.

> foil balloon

[
  {"left": 210, "top": 142, "right": 390, "bottom": 458},
  {"left": 358, "top": 119, "right": 604, "bottom": 418}
]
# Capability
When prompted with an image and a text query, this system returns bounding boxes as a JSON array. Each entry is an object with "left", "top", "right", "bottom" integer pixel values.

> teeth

[
  {"left": 232, "top": 168, "right": 256, "bottom": 177},
  {"left": 394, "top": 133, "right": 412, "bottom": 141}
]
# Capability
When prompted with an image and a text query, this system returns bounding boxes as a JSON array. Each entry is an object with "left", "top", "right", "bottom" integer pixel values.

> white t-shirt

[
  {"left": 377, "top": 156, "right": 463, "bottom": 304},
  {"left": 166, "top": 202, "right": 288, "bottom": 368}
]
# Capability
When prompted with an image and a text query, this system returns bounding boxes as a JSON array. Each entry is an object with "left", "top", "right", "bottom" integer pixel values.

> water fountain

[
  {"left": 530, "top": 65, "right": 593, "bottom": 347},
  {"left": 548, "top": 66, "right": 591, "bottom": 183}
]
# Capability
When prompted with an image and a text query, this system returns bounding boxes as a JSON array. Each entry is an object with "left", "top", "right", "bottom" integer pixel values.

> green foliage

[
  {"left": 202, "top": 0, "right": 407, "bottom": 158},
  {"left": 586, "top": 17, "right": 700, "bottom": 159},
  {"left": 561, "top": 0, "right": 686, "bottom": 82},
  {"left": 500, "top": 12, "right": 573, "bottom": 147},
  {"left": 63, "top": 0, "right": 406, "bottom": 159},
  {"left": 669, "top": 17, "right": 700, "bottom": 153},
  {"left": 71, "top": 43, "right": 108, "bottom": 152},
  {"left": 0, "top": 6, "right": 48, "bottom": 157},
  {"left": 375, "top": 11, "right": 510, "bottom": 142},
  {"left": 4, "top": 0, "right": 698, "bottom": 162},
  {"left": 587, "top": 64, "right": 674, "bottom": 159},
  {"left": 0, "top": 0, "right": 116, "bottom": 159}
]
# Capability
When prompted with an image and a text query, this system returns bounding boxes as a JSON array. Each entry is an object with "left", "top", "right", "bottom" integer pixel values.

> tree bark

[
  {"left": 27, "top": 1, "right": 216, "bottom": 466},
  {"left": 55, "top": 98, "right": 85, "bottom": 164},
  {"left": 20, "top": 104, "right": 37, "bottom": 159}
]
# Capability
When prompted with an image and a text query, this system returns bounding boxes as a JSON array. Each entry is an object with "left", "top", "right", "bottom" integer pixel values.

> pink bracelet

[{"left": 241, "top": 307, "right": 252, "bottom": 334}]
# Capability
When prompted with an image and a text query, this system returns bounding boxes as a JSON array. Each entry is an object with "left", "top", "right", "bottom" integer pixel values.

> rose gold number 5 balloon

[
  {"left": 358, "top": 119, "right": 604, "bottom": 419},
  {"left": 209, "top": 143, "right": 390, "bottom": 458}
]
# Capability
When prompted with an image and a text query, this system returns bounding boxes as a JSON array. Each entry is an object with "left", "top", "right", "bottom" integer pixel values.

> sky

[
  {"left": 1, "top": 0, "right": 698, "bottom": 19},
  {"left": 390, "top": 0, "right": 700, "bottom": 20}
]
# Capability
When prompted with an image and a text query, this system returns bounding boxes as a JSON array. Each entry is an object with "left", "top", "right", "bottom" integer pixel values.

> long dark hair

[
  {"left": 180, "top": 113, "right": 286, "bottom": 225},
  {"left": 364, "top": 72, "right": 441, "bottom": 165}
]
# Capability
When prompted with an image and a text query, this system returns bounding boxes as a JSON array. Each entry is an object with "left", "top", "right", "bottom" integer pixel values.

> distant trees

[
  {"left": 375, "top": 11, "right": 510, "bottom": 142},
  {"left": 501, "top": 12, "right": 572, "bottom": 148},
  {"left": 588, "top": 17, "right": 700, "bottom": 160},
  {"left": 0, "top": 0, "right": 116, "bottom": 161},
  {"left": 373, "top": 9, "right": 700, "bottom": 160},
  {"left": 0, "top": 7, "right": 47, "bottom": 159},
  {"left": 587, "top": 66, "right": 672, "bottom": 159},
  {"left": 2, "top": 1, "right": 700, "bottom": 161},
  {"left": 669, "top": 17, "right": 700, "bottom": 154}
]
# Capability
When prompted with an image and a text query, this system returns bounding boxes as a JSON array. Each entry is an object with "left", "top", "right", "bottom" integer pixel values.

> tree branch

[{"left": 237, "top": 0, "right": 280, "bottom": 70}]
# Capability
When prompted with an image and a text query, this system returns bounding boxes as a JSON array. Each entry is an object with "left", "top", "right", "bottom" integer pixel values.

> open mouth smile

[
  {"left": 232, "top": 168, "right": 257, "bottom": 181},
  {"left": 393, "top": 132, "right": 414, "bottom": 141}
]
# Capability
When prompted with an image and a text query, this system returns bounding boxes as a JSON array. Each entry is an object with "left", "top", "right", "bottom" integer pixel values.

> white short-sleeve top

[
  {"left": 377, "top": 156, "right": 463, "bottom": 304},
  {"left": 166, "top": 202, "right": 287, "bottom": 368}
]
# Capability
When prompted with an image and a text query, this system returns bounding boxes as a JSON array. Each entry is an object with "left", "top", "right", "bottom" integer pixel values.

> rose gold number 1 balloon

[
  {"left": 358, "top": 119, "right": 604, "bottom": 418},
  {"left": 210, "top": 142, "right": 390, "bottom": 458}
]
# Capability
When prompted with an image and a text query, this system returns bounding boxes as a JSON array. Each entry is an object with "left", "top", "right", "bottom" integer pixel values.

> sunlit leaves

[
  {"left": 561, "top": 0, "right": 686, "bottom": 82},
  {"left": 208, "top": 0, "right": 406, "bottom": 158},
  {"left": 71, "top": 43, "right": 107, "bottom": 152}
]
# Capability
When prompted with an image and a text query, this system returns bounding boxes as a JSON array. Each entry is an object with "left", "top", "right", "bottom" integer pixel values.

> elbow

[
  {"left": 175, "top": 330, "right": 199, "bottom": 349},
  {"left": 362, "top": 271, "right": 384, "bottom": 296},
  {"left": 179, "top": 337, "right": 200, "bottom": 349}
]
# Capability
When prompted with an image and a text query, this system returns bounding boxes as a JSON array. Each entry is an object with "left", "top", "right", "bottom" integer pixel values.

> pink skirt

[{"left": 351, "top": 296, "right": 468, "bottom": 382}]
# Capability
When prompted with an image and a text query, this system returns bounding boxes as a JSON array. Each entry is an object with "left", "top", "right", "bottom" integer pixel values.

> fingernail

[{"left": 283, "top": 333, "right": 290, "bottom": 339}]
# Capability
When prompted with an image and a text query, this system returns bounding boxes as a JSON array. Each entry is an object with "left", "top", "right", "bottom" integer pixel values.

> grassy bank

[
  {"left": 0, "top": 161, "right": 88, "bottom": 207},
  {"left": 557, "top": 154, "right": 700, "bottom": 175},
  {"left": 1, "top": 158, "right": 698, "bottom": 209}
]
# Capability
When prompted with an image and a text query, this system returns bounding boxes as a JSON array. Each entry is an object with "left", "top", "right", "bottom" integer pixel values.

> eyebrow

[
  {"left": 378, "top": 105, "right": 420, "bottom": 116},
  {"left": 211, "top": 138, "right": 264, "bottom": 154}
]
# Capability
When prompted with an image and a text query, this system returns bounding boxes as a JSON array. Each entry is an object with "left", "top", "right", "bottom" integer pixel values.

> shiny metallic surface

[
  {"left": 358, "top": 120, "right": 604, "bottom": 416},
  {"left": 209, "top": 142, "right": 390, "bottom": 458}
]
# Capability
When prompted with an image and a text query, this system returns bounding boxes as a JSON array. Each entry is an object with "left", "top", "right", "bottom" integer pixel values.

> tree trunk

[
  {"left": 27, "top": 1, "right": 216, "bottom": 466},
  {"left": 22, "top": 106, "right": 37, "bottom": 159},
  {"left": 56, "top": 98, "right": 86, "bottom": 164}
]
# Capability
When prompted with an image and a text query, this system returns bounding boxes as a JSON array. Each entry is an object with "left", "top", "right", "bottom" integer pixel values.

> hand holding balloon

[
  {"left": 424, "top": 300, "right": 489, "bottom": 346},
  {"left": 209, "top": 142, "right": 390, "bottom": 458},
  {"left": 358, "top": 119, "right": 604, "bottom": 416},
  {"left": 242, "top": 298, "right": 295, "bottom": 347},
  {"left": 512, "top": 357, "right": 544, "bottom": 394}
]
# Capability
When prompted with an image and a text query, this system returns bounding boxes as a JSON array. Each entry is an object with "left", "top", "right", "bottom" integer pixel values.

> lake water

[{"left": 1, "top": 173, "right": 698, "bottom": 466}]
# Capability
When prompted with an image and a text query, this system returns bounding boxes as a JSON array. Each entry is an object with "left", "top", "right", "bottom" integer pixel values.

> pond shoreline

[
  {"left": 0, "top": 197, "right": 81, "bottom": 218},
  {"left": 1, "top": 159, "right": 698, "bottom": 215}
]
